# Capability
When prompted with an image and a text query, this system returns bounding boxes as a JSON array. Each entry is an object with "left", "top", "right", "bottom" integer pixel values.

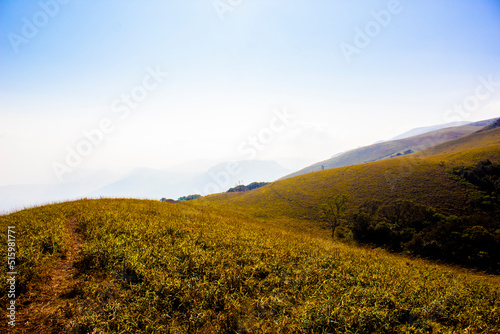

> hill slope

[
  {"left": 284, "top": 124, "right": 484, "bottom": 179},
  {"left": 1, "top": 199, "right": 499, "bottom": 333},
  {"left": 201, "top": 126, "right": 500, "bottom": 272},
  {"left": 477, "top": 117, "right": 500, "bottom": 133},
  {"left": 208, "top": 126, "right": 500, "bottom": 220}
]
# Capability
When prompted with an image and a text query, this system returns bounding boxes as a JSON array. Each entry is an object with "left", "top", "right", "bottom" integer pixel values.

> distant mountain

[
  {"left": 89, "top": 168, "right": 196, "bottom": 199},
  {"left": 388, "top": 118, "right": 498, "bottom": 141},
  {"left": 477, "top": 117, "right": 500, "bottom": 133},
  {"left": 469, "top": 117, "right": 500, "bottom": 127},
  {"left": 1, "top": 160, "right": 290, "bottom": 213},
  {"left": 90, "top": 160, "right": 290, "bottom": 200},
  {"left": 390, "top": 121, "right": 470, "bottom": 140},
  {"left": 283, "top": 124, "right": 485, "bottom": 179}
]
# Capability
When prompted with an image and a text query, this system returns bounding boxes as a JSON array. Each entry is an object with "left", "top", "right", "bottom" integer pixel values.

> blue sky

[{"left": 1, "top": 0, "right": 500, "bottom": 185}]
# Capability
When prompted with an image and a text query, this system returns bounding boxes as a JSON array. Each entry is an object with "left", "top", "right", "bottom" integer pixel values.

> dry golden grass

[{"left": 1, "top": 198, "right": 499, "bottom": 333}]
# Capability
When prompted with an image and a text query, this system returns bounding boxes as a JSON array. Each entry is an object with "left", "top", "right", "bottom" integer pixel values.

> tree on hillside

[
  {"left": 320, "top": 194, "right": 349, "bottom": 239},
  {"left": 378, "top": 200, "right": 432, "bottom": 231}
]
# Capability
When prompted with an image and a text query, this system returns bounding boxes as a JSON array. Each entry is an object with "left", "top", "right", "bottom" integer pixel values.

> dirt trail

[{"left": 12, "top": 216, "right": 84, "bottom": 333}]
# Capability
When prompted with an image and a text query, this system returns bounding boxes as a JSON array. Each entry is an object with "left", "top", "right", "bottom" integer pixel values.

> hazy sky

[{"left": 1, "top": 0, "right": 500, "bottom": 185}]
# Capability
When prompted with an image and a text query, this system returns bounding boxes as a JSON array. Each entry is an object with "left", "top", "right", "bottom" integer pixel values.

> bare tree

[{"left": 320, "top": 194, "right": 349, "bottom": 239}]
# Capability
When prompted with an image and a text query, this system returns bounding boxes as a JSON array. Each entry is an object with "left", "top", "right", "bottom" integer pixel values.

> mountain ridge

[{"left": 283, "top": 124, "right": 485, "bottom": 179}]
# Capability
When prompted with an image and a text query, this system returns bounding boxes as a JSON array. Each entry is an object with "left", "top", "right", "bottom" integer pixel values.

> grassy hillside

[
  {"left": 417, "top": 123, "right": 500, "bottom": 160},
  {"left": 284, "top": 125, "right": 484, "bottom": 179},
  {"left": 1, "top": 199, "right": 499, "bottom": 333},
  {"left": 202, "top": 127, "right": 500, "bottom": 272},
  {"left": 206, "top": 127, "right": 500, "bottom": 220}
]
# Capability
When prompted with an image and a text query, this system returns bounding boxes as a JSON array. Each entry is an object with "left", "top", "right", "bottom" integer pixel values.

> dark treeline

[
  {"left": 227, "top": 182, "right": 269, "bottom": 193},
  {"left": 343, "top": 160, "right": 500, "bottom": 273}
]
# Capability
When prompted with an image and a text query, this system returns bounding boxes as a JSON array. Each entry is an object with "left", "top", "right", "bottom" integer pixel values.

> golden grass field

[{"left": 0, "top": 198, "right": 499, "bottom": 333}]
